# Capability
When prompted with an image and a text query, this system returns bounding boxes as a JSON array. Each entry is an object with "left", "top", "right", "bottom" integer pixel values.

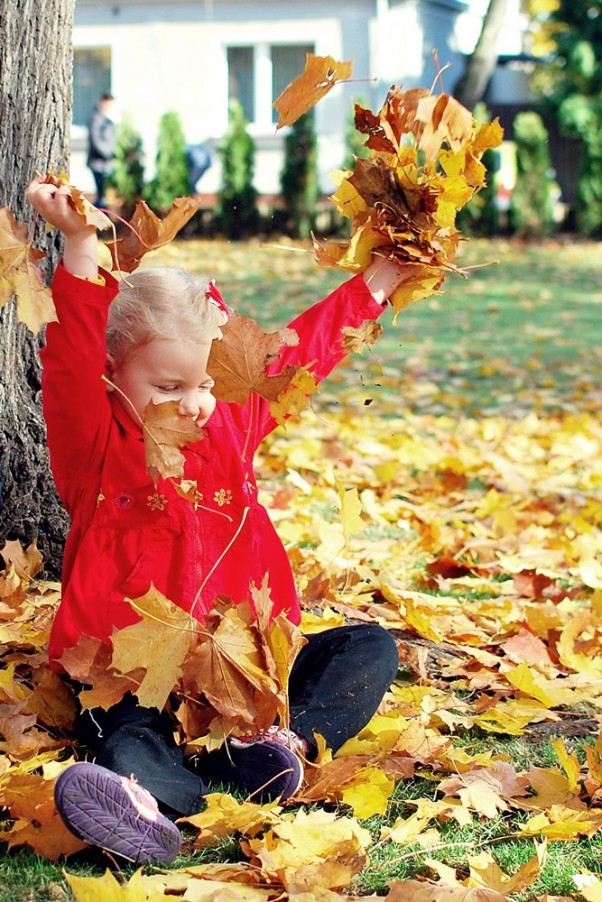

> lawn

[
  {"left": 1, "top": 236, "right": 601, "bottom": 901},
  {"left": 133, "top": 235, "right": 602, "bottom": 418}
]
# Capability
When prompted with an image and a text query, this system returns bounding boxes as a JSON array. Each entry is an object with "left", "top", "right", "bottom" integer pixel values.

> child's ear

[{"left": 105, "top": 353, "right": 116, "bottom": 391}]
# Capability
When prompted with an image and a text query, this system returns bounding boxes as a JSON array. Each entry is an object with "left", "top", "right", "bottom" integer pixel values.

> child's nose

[{"left": 178, "top": 394, "right": 200, "bottom": 418}]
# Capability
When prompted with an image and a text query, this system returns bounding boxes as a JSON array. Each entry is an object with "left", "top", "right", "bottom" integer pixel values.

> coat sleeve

[
  {"left": 40, "top": 264, "right": 120, "bottom": 514},
  {"left": 250, "top": 272, "right": 387, "bottom": 444}
]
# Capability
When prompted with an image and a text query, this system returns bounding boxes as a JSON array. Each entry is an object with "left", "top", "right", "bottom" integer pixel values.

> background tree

[
  {"left": 510, "top": 110, "right": 558, "bottom": 236},
  {"left": 145, "top": 111, "right": 190, "bottom": 212},
  {"left": 109, "top": 113, "right": 145, "bottom": 213},
  {"left": 453, "top": 0, "right": 510, "bottom": 109},
  {"left": 526, "top": 0, "right": 602, "bottom": 234},
  {"left": 0, "top": 0, "right": 74, "bottom": 575},
  {"left": 217, "top": 99, "right": 259, "bottom": 240}
]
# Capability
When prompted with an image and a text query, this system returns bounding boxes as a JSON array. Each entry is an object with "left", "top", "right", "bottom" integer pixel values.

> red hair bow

[{"left": 205, "top": 279, "right": 230, "bottom": 317}]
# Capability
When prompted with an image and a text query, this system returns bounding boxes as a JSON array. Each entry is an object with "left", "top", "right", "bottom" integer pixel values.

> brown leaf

[
  {"left": 208, "top": 314, "right": 300, "bottom": 406},
  {"left": 387, "top": 882, "right": 508, "bottom": 902},
  {"left": 0, "top": 540, "right": 44, "bottom": 580},
  {"left": 0, "top": 207, "right": 57, "bottom": 333},
  {"left": 42, "top": 172, "right": 112, "bottom": 231},
  {"left": 142, "top": 399, "right": 205, "bottom": 482},
  {"left": 106, "top": 196, "right": 202, "bottom": 273},
  {"left": 274, "top": 53, "right": 353, "bottom": 128}
]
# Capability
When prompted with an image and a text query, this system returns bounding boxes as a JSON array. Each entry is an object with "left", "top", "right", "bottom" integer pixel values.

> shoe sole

[{"left": 54, "top": 763, "right": 182, "bottom": 864}]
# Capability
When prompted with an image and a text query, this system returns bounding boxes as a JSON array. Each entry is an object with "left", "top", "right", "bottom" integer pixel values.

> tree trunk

[
  {"left": 0, "top": 0, "right": 75, "bottom": 576},
  {"left": 453, "top": 0, "right": 510, "bottom": 110}
]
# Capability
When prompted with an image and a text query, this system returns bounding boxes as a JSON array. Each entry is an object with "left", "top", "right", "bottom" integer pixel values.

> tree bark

[
  {"left": 0, "top": 0, "right": 75, "bottom": 576},
  {"left": 453, "top": 0, "right": 510, "bottom": 110}
]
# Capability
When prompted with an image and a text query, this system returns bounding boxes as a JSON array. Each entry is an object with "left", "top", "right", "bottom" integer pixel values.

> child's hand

[
  {"left": 363, "top": 256, "right": 414, "bottom": 305},
  {"left": 25, "top": 178, "right": 94, "bottom": 237},
  {"left": 25, "top": 178, "right": 99, "bottom": 279}
]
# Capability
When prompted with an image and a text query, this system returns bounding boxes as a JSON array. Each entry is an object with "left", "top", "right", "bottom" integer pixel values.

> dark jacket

[{"left": 87, "top": 105, "right": 116, "bottom": 173}]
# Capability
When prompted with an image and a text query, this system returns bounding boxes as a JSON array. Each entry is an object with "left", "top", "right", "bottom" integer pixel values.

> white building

[{"left": 72, "top": 0, "right": 528, "bottom": 196}]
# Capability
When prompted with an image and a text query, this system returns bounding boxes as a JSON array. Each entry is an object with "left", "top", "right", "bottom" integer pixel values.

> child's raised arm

[{"left": 25, "top": 178, "right": 98, "bottom": 280}]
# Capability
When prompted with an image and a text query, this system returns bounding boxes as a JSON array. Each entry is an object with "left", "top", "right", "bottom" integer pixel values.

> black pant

[
  {"left": 91, "top": 169, "right": 108, "bottom": 206},
  {"left": 76, "top": 624, "right": 398, "bottom": 815}
]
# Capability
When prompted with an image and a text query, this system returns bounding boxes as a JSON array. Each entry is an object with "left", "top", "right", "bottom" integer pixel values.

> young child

[{"left": 26, "top": 177, "right": 408, "bottom": 866}]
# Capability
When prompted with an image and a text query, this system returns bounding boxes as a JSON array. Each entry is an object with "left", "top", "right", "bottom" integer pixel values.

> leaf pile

[
  {"left": 314, "top": 88, "right": 503, "bottom": 314},
  {"left": 1, "top": 406, "right": 601, "bottom": 898}
]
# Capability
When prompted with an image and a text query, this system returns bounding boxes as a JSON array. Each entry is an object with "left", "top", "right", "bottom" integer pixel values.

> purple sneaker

[
  {"left": 54, "top": 762, "right": 182, "bottom": 864},
  {"left": 202, "top": 733, "right": 304, "bottom": 802}
]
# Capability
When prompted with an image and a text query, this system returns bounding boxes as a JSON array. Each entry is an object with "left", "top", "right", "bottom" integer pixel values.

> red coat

[{"left": 42, "top": 264, "right": 385, "bottom": 668}]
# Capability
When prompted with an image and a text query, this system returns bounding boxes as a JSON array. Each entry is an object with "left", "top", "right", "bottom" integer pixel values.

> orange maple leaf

[
  {"left": 142, "top": 399, "right": 206, "bottom": 483},
  {"left": 106, "top": 197, "right": 202, "bottom": 273},
  {"left": 208, "top": 314, "right": 300, "bottom": 406},
  {"left": 274, "top": 53, "right": 353, "bottom": 129}
]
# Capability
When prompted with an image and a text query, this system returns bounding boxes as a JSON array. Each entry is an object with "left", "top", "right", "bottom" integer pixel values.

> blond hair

[{"left": 106, "top": 268, "right": 227, "bottom": 361}]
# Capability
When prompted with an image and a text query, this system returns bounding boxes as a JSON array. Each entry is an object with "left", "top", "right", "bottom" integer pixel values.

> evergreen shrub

[
  {"left": 280, "top": 112, "right": 318, "bottom": 239},
  {"left": 510, "top": 111, "right": 557, "bottom": 238},
  {"left": 217, "top": 99, "right": 259, "bottom": 239},
  {"left": 145, "top": 111, "right": 191, "bottom": 212},
  {"left": 108, "top": 113, "right": 145, "bottom": 212}
]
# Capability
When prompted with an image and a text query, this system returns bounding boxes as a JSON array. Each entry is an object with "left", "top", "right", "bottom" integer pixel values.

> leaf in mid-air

[
  {"left": 208, "top": 314, "right": 300, "bottom": 406},
  {"left": 106, "top": 196, "right": 202, "bottom": 273},
  {"left": 274, "top": 53, "right": 353, "bottom": 128}
]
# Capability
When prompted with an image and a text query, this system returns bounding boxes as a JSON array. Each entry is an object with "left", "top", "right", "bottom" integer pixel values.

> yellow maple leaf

[
  {"left": 65, "top": 868, "right": 166, "bottom": 901},
  {"left": 180, "top": 792, "right": 283, "bottom": 849},
  {"left": 505, "top": 661, "right": 582, "bottom": 708},
  {"left": 467, "top": 842, "right": 546, "bottom": 894},
  {"left": 0, "top": 207, "right": 57, "bottom": 333},
  {"left": 111, "top": 586, "right": 198, "bottom": 710},
  {"left": 552, "top": 737, "right": 582, "bottom": 791},
  {"left": 339, "top": 765, "right": 395, "bottom": 818},
  {"left": 335, "top": 480, "right": 364, "bottom": 548},
  {"left": 519, "top": 806, "right": 602, "bottom": 840},
  {"left": 269, "top": 367, "right": 318, "bottom": 426},
  {"left": 246, "top": 809, "right": 370, "bottom": 890}
]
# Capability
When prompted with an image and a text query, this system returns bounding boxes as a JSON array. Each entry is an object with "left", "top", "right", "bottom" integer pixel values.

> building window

[
  {"left": 227, "top": 46, "right": 255, "bottom": 122},
  {"left": 227, "top": 43, "right": 314, "bottom": 129},
  {"left": 271, "top": 45, "right": 314, "bottom": 123},
  {"left": 73, "top": 47, "right": 112, "bottom": 126}
]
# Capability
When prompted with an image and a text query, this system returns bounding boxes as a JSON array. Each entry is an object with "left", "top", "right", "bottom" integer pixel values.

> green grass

[
  {"left": 139, "top": 235, "right": 602, "bottom": 419},
  {"left": 2, "top": 236, "right": 601, "bottom": 900}
]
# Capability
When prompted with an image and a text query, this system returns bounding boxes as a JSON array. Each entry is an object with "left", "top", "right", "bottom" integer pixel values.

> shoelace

[{"left": 232, "top": 725, "right": 312, "bottom": 758}]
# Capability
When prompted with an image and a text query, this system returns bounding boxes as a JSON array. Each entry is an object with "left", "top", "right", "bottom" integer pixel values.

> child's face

[{"left": 107, "top": 338, "right": 216, "bottom": 425}]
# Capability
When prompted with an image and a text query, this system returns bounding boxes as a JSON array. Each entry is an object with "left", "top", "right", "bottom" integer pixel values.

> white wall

[{"left": 71, "top": 0, "right": 530, "bottom": 199}]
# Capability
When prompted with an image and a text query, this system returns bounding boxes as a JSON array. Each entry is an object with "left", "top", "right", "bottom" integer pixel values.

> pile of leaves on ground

[{"left": 1, "top": 400, "right": 601, "bottom": 900}]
